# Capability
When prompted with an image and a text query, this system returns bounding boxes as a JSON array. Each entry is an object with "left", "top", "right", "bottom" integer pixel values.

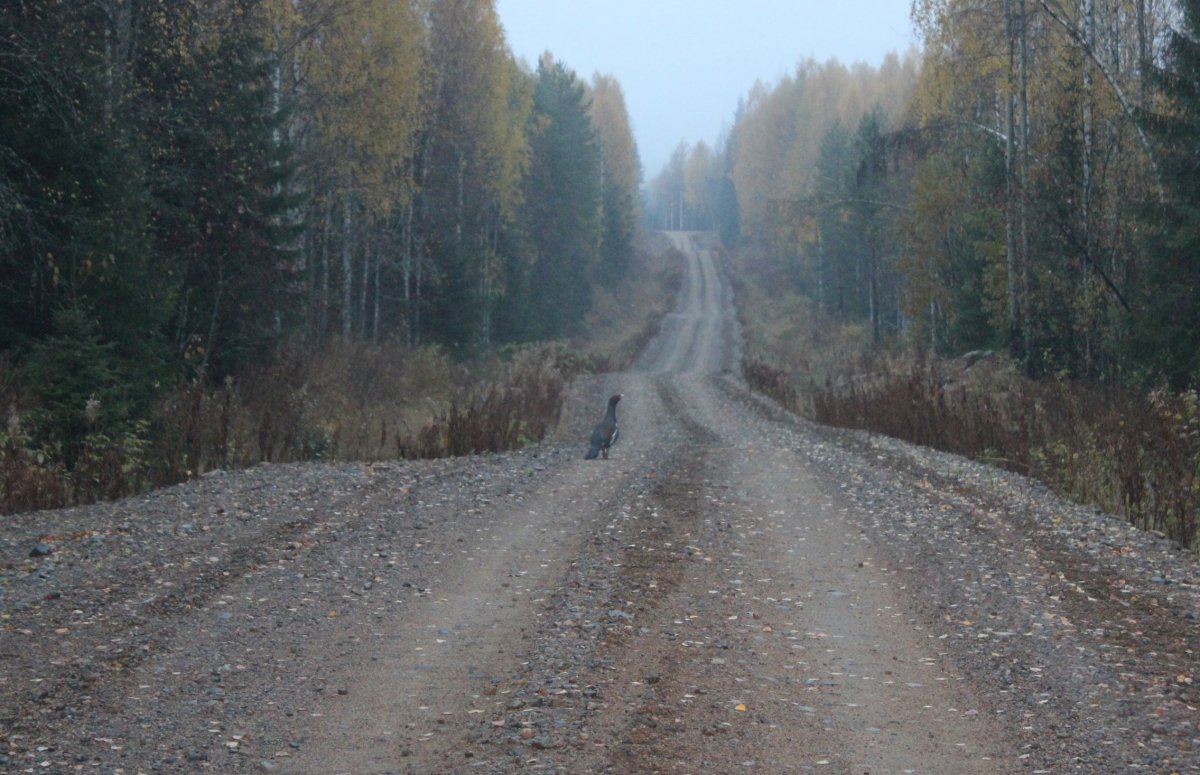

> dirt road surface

[{"left": 3, "top": 232, "right": 1199, "bottom": 774}]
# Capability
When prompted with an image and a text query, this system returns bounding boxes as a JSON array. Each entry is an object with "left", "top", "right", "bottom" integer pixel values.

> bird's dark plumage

[{"left": 585, "top": 393, "right": 621, "bottom": 459}]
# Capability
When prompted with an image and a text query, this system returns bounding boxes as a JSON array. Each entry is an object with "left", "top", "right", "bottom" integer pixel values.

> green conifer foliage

[
  {"left": 518, "top": 56, "right": 602, "bottom": 340},
  {"left": 1134, "top": 0, "right": 1200, "bottom": 387}
]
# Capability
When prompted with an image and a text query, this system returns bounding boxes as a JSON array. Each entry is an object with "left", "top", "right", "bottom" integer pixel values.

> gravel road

[{"left": 2, "top": 232, "right": 1199, "bottom": 774}]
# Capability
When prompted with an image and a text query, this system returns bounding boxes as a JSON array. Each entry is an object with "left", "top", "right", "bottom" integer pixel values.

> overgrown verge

[
  {"left": 813, "top": 362, "right": 1200, "bottom": 549},
  {"left": 728, "top": 241, "right": 1200, "bottom": 549},
  {"left": 574, "top": 232, "right": 685, "bottom": 373},
  {"left": 0, "top": 235, "right": 683, "bottom": 516},
  {"left": 0, "top": 343, "right": 567, "bottom": 515},
  {"left": 729, "top": 244, "right": 879, "bottom": 417}
]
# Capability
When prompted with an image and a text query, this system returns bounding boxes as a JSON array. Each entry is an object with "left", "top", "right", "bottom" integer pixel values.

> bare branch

[{"left": 1036, "top": 0, "right": 1164, "bottom": 201}]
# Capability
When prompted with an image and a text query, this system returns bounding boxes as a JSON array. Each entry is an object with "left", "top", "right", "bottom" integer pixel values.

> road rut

[
  {"left": 292, "top": 232, "right": 1020, "bottom": 773},
  {"left": 2, "top": 232, "right": 1198, "bottom": 774}
]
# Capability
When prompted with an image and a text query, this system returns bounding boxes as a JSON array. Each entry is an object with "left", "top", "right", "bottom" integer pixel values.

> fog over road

[{"left": 3, "top": 232, "right": 1198, "bottom": 774}]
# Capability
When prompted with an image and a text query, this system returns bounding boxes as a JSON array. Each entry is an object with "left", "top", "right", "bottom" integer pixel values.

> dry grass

[
  {"left": 0, "top": 341, "right": 565, "bottom": 515},
  {"left": 149, "top": 341, "right": 460, "bottom": 480},
  {"left": 812, "top": 360, "right": 1200, "bottom": 548},
  {"left": 0, "top": 234, "right": 684, "bottom": 516},
  {"left": 578, "top": 237, "right": 685, "bottom": 372},
  {"left": 729, "top": 247, "right": 879, "bottom": 418},
  {"left": 730, "top": 242, "right": 1200, "bottom": 549}
]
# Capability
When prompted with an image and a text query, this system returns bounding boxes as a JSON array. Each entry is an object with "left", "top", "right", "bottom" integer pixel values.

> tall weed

[
  {"left": 411, "top": 346, "right": 564, "bottom": 458},
  {"left": 0, "top": 236, "right": 684, "bottom": 515},
  {"left": 813, "top": 361, "right": 1200, "bottom": 548},
  {"left": 729, "top": 241, "right": 1200, "bottom": 548},
  {"left": 1, "top": 341, "right": 565, "bottom": 515}
]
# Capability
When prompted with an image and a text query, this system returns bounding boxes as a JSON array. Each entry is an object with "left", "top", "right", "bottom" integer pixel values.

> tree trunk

[
  {"left": 414, "top": 243, "right": 423, "bottom": 346},
  {"left": 372, "top": 238, "right": 381, "bottom": 343},
  {"left": 319, "top": 199, "right": 332, "bottom": 342},
  {"left": 816, "top": 233, "right": 825, "bottom": 313},
  {"left": 202, "top": 260, "right": 225, "bottom": 374},
  {"left": 101, "top": 0, "right": 132, "bottom": 129},
  {"left": 341, "top": 198, "right": 354, "bottom": 340},
  {"left": 1081, "top": 0, "right": 1096, "bottom": 376},
  {"left": 869, "top": 247, "right": 880, "bottom": 344},
  {"left": 456, "top": 151, "right": 466, "bottom": 250},
  {"left": 1136, "top": 0, "right": 1148, "bottom": 106},
  {"left": 1003, "top": 0, "right": 1021, "bottom": 362},
  {"left": 358, "top": 230, "right": 369, "bottom": 339},
  {"left": 402, "top": 201, "right": 415, "bottom": 346},
  {"left": 1019, "top": 0, "right": 1032, "bottom": 372}
]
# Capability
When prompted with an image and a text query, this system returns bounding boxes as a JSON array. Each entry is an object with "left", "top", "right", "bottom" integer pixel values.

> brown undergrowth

[
  {"left": 1, "top": 343, "right": 565, "bottom": 515},
  {"left": 729, "top": 244, "right": 1200, "bottom": 549},
  {"left": 1, "top": 236, "right": 683, "bottom": 516},
  {"left": 813, "top": 362, "right": 1200, "bottom": 549},
  {"left": 577, "top": 233, "right": 685, "bottom": 373}
]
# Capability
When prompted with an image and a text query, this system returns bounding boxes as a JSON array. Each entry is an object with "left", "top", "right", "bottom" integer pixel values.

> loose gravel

[{"left": 2, "top": 233, "right": 1197, "bottom": 774}]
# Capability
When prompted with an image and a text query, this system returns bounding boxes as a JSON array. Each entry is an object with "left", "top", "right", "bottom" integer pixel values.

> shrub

[
  {"left": 408, "top": 345, "right": 564, "bottom": 458},
  {"left": 813, "top": 360, "right": 1200, "bottom": 548},
  {"left": 0, "top": 236, "right": 678, "bottom": 515}
]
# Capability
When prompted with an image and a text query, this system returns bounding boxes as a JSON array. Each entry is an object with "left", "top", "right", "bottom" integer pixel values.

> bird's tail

[{"left": 584, "top": 444, "right": 600, "bottom": 460}]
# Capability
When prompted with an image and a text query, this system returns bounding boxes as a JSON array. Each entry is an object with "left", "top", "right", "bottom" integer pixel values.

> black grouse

[{"left": 585, "top": 393, "right": 622, "bottom": 459}]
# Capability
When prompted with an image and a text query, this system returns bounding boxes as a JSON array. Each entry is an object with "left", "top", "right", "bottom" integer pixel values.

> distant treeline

[
  {"left": 1, "top": 1, "right": 639, "bottom": 471},
  {"left": 648, "top": 0, "right": 1200, "bottom": 391}
]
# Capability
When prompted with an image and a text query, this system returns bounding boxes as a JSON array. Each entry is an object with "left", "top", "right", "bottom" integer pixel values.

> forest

[
  {"left": 9, "top": 0, "right": 1200, "bottom": 544},
  {"left": 651, "top": 0, "right": 1200, "bottom": 387},
  {"left": 645, "top": 0, "right": 1200, "bottom": 544},
  {"left": 0, "top": 0, "right": 645, "bottom": 511}
]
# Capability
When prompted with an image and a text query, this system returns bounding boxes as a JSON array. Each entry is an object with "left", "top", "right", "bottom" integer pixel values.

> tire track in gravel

[
  {"left": 285, "top": 233, "right": 749, "bottom": 774},
  {"left": 8, "top": 231, "right": 1197, "bottom": 774},
  {"left": 587, "top": 375, "right": 1021, "bottom": 773},
  {"left": 0, "top": 465, "right": 385, "bottom": 743},
  {"left": 439, "top": 233, "right": 1025, "bottom": 774},
  {"left": 634, "top": 232, "right": 738, "bottom": 376},
  {"left": 285, "top": 231, "right": 1025, "bottom": 774},
  {"left": 280, "top": 374, "right": 688, "bottom": 774}
]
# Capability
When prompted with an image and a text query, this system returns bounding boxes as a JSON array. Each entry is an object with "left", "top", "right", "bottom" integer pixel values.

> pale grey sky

[{"left": 496, "top": 1, "right": 917, "bottom": 178}]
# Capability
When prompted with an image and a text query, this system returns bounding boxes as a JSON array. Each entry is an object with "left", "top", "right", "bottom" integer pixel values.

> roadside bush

[
  {"left": 0, "top": 235, "right": 682, "bottom": 516},
  {"left": 813, "top": 360, "right": 1200, "bottom": 549},
  {"left": 0, "top": 405, "right": 70, "bottom": 515},
  {"left": 17, "top": 308, "right": 136, "bottom": 469},
  {"left": 1, "top": 341, "right": 566, "bottom": 515},
  {"left": 743, "top": 356, "right": 799, "bottom": 413},
  {"left": 412, "top": 345, "right": 564, "bottom": 458}
]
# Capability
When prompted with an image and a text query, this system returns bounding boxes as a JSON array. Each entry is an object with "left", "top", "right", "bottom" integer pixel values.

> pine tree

[
  {"left": 19, "top": 308, "right": 131, "bottom": 467},
  {"left": 2, "top": 0, "right": 171, "bottom": 432}
]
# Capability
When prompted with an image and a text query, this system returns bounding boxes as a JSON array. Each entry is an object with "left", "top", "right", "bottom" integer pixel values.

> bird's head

[{"left": 609, "top": 393, "right": 622, "bottom": 406}]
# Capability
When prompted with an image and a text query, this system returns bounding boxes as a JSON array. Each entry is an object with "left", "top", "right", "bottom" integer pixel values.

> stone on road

[{"left": 3, "top": 232, "right": 1197, "bottom": 775}]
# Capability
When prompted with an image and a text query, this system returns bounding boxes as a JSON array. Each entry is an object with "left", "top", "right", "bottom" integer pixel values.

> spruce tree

[
  {"left": 149, "top": 2, "right": 300, "bottom": 376},
  {"left": 1134, "top": 0, "right": 1200, "bottom": 387},
  {"left": 517, "top": 57, "right": 602, "bottom": 340}
]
